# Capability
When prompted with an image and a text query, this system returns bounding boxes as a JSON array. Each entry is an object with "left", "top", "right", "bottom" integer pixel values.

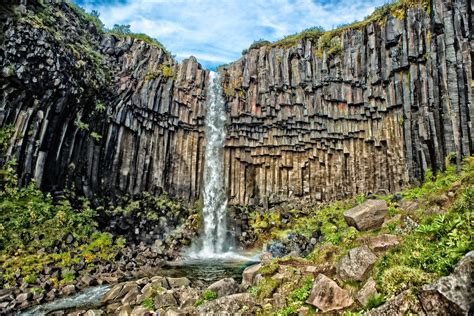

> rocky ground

[{"left": 4, "top": 157, "right": 472, "bottom": 315}]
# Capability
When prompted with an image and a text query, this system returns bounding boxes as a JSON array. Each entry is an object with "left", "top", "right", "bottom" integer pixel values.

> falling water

[{"left": 188, "top": 71, "right": 231, "bottom": 258}]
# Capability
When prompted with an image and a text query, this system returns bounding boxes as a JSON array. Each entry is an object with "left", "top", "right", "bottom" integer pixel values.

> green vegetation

[
  {"left": 242, "top": 0, "right": 430, "bottom": 58},
  {"left": 195, "top": 290, "right": 218, "bottom": 306},
  {"left": 69, "top": 2, "right": 105, "bottom": 33},
  {"left": 90, "top": 131, "right": 102, "bottom": 142},
  {"left": 0, "top": 160, "right": 125, "bottom": 288},
  {"left": 145, "top": 64, "right": 175, "bottom": 81},
  {"left": 245, "top": 156, "right": 472, "bottom": 314},
  {"left": 251, "top": 277, "right": 281, "bottom": 300},
  {"left": 366, "top": 293, "right": 386, "bottom": 309},
  {"left": 95, "top": 101, "right": 106, "bottom": 112},
  {"left": 0, "top": 124, "right": 15, "bottom": 154},
  {"left": 109, "top": 24, "right": 170, "bottom": 54},
  {"left": 142, "top": 297, "right": 156, "bottom": 310},
  {"left": 74, "top": 116, "right": 90, "bottom": 131}
]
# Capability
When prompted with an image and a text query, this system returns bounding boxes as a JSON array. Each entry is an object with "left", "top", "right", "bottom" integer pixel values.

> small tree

[{"left": 112, "top": 24, "right": 131, "bottom": 35}]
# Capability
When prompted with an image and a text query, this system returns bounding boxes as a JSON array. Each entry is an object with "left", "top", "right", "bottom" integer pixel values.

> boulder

[
  {"left": 359, "top": 234, "right": 401, "bottom": 254},
  {"left": 419, "top": 251, "right": 473, "bottom": 315},
  {"left": 197, "top": 293, "right": 255, "bottom": 314},
  {"left": 15, "top": 292, "right": 32, "bottom": 304},
  {"left": 102, "top": 283, "right": 124, "bottom": 303},
  {"left": 62, "top": 284, "right": 76, "bottom": 296},
  {"left": 338, "top": 246, "right": 377, "bottom": 281},
  {"left": 206, "top": 278, "right": 241, "bottom": 298},
  {"left": 81, "top": 275, "right": 98, "bottom": 287},
  {"left": 121, "top": 286, "right": 140, "bottom": 305},
  {"left": 306, "top": 274, "right": 354, "bottom": 312},
  {"left": 154, "top": 291, "right": 178, "bottom": 308},
  {"left": 399, "top": 200, "right": 419, "bottom": 213},
  {"left": 241, "top": 263, "right": 262, "bottom": 288},
  {"left": 116, "top": 304, "right": 132, "bottom": 316},
  {"left": 166, "top": 277, "right": 190, "bottom": 289},
  {"left": 344, "top": 199, "right": 388, "bottom": 231},
  {"left": 356, "top": 277, "right": 378, "bottom": 306}
]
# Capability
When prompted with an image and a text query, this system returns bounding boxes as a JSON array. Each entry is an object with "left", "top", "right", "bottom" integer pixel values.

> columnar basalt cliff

[
  {"left": 0, "top": 2, "right": 208, "bottom": 202},
  {"left": 221, "top": 0, "right": 473, "bottom": 206},
  {"left": 0, "top": 0, "right": 472, "bottom": 208}
]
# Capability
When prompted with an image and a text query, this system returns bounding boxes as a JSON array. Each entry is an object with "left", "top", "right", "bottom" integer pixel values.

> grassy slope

[{"left": 247, "top": 156, "right": 473, "bottom": 315}]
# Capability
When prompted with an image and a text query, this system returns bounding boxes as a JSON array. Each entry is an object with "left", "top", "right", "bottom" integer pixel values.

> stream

[{"left": 21, "top": 257, "right": 257, "bottom": 315}]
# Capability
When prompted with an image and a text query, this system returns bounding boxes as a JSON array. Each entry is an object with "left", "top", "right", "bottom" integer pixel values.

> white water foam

[{"left": 187, "top": 71, "right": 244, "bottom": 260}]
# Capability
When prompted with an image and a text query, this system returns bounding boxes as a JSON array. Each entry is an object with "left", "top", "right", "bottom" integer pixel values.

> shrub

[
  {"left": 202, "top": 289, "right": 218, "bottom": 300},
  {"left": 142, "top": 297, "right": 155, "bottom": 310}
]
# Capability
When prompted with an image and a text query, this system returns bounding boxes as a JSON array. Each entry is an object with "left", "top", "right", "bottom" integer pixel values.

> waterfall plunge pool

[{"left": 21, "top": 256, "right": 259, "bottom": 315}]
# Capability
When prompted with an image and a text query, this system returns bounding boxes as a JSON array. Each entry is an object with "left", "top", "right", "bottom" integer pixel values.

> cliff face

[
  {"left": 0, "top": 2, "right": 208, "bottom": 202},
  {"left": 1, "top": 0, "right": 472, "bottom": 207},
  {"left": 221, "top": 0, "right": 473, "bottom": 206}
]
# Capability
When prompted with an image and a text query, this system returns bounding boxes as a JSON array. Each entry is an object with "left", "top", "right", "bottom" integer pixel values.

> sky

[{"left": 74, "top": 0, "right": 390, "bottom": 70}]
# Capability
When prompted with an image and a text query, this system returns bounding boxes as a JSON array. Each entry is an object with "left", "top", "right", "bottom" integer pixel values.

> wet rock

[
  {"left": 166, "top": 277, "right": 190, "bottom": 289},
  {"left": 338, "top": 245, "right": 378, "bottom": 281},
  {"left": 102, "top": 283, "right": 124, "bottom": 303},
  {"left": 306, "top": 274, "right": 354, "bottom": 312},
  {"left": 81, "top": 275, "right": 97, "bottom": 287},
  {"left": 62, "top": 284, "right": 76, "bottom": 296},
  {"left": 206, "top": 278, "right": 241, "bottom": 298},
  {"left": 419, "top": 251, "right": 473, "bottom": 315},
  {"left": 15, "top": 292, "right": 32, "bottom": 304},
  {"left": 242, "top": 263, "right": 262, "bottom": 288},
  {"left": 344, "top": 200, "right": 388, "bottom": 231}
]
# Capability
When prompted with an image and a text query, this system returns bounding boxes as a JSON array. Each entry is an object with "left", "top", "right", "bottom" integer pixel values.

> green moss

[
  {"left": 253, "top": 277, "right": 281, "bottom": 300},
  {"left": 258, "top": 263, "right": 280, "bottom": 276}
]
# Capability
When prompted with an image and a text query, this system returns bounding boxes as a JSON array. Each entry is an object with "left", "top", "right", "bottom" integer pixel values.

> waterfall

[{"left": 190, "top": 71, "right": 231, "bottom": 258}]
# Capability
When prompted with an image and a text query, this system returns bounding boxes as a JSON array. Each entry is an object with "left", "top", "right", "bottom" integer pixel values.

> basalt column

[{"left": 221, "top": 0, "right": 473, "bottom": 206}]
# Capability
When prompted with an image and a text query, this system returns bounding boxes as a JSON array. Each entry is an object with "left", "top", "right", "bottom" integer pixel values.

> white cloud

[{"left": 78, "top": 0, "right": 389, "bottom": 69}]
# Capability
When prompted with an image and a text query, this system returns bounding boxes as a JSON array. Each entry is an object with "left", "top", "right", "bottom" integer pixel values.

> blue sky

[{"left": 74, "top": 0, "right": 389, "bottom": 69}]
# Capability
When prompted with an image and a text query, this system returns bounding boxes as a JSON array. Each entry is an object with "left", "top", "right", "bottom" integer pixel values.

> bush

[
  {"left": 202, "top": 289, "right": 218, "bottom": 300},
  {"left": 142, "top": 297, "right": 155, "bottom": 310}
]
